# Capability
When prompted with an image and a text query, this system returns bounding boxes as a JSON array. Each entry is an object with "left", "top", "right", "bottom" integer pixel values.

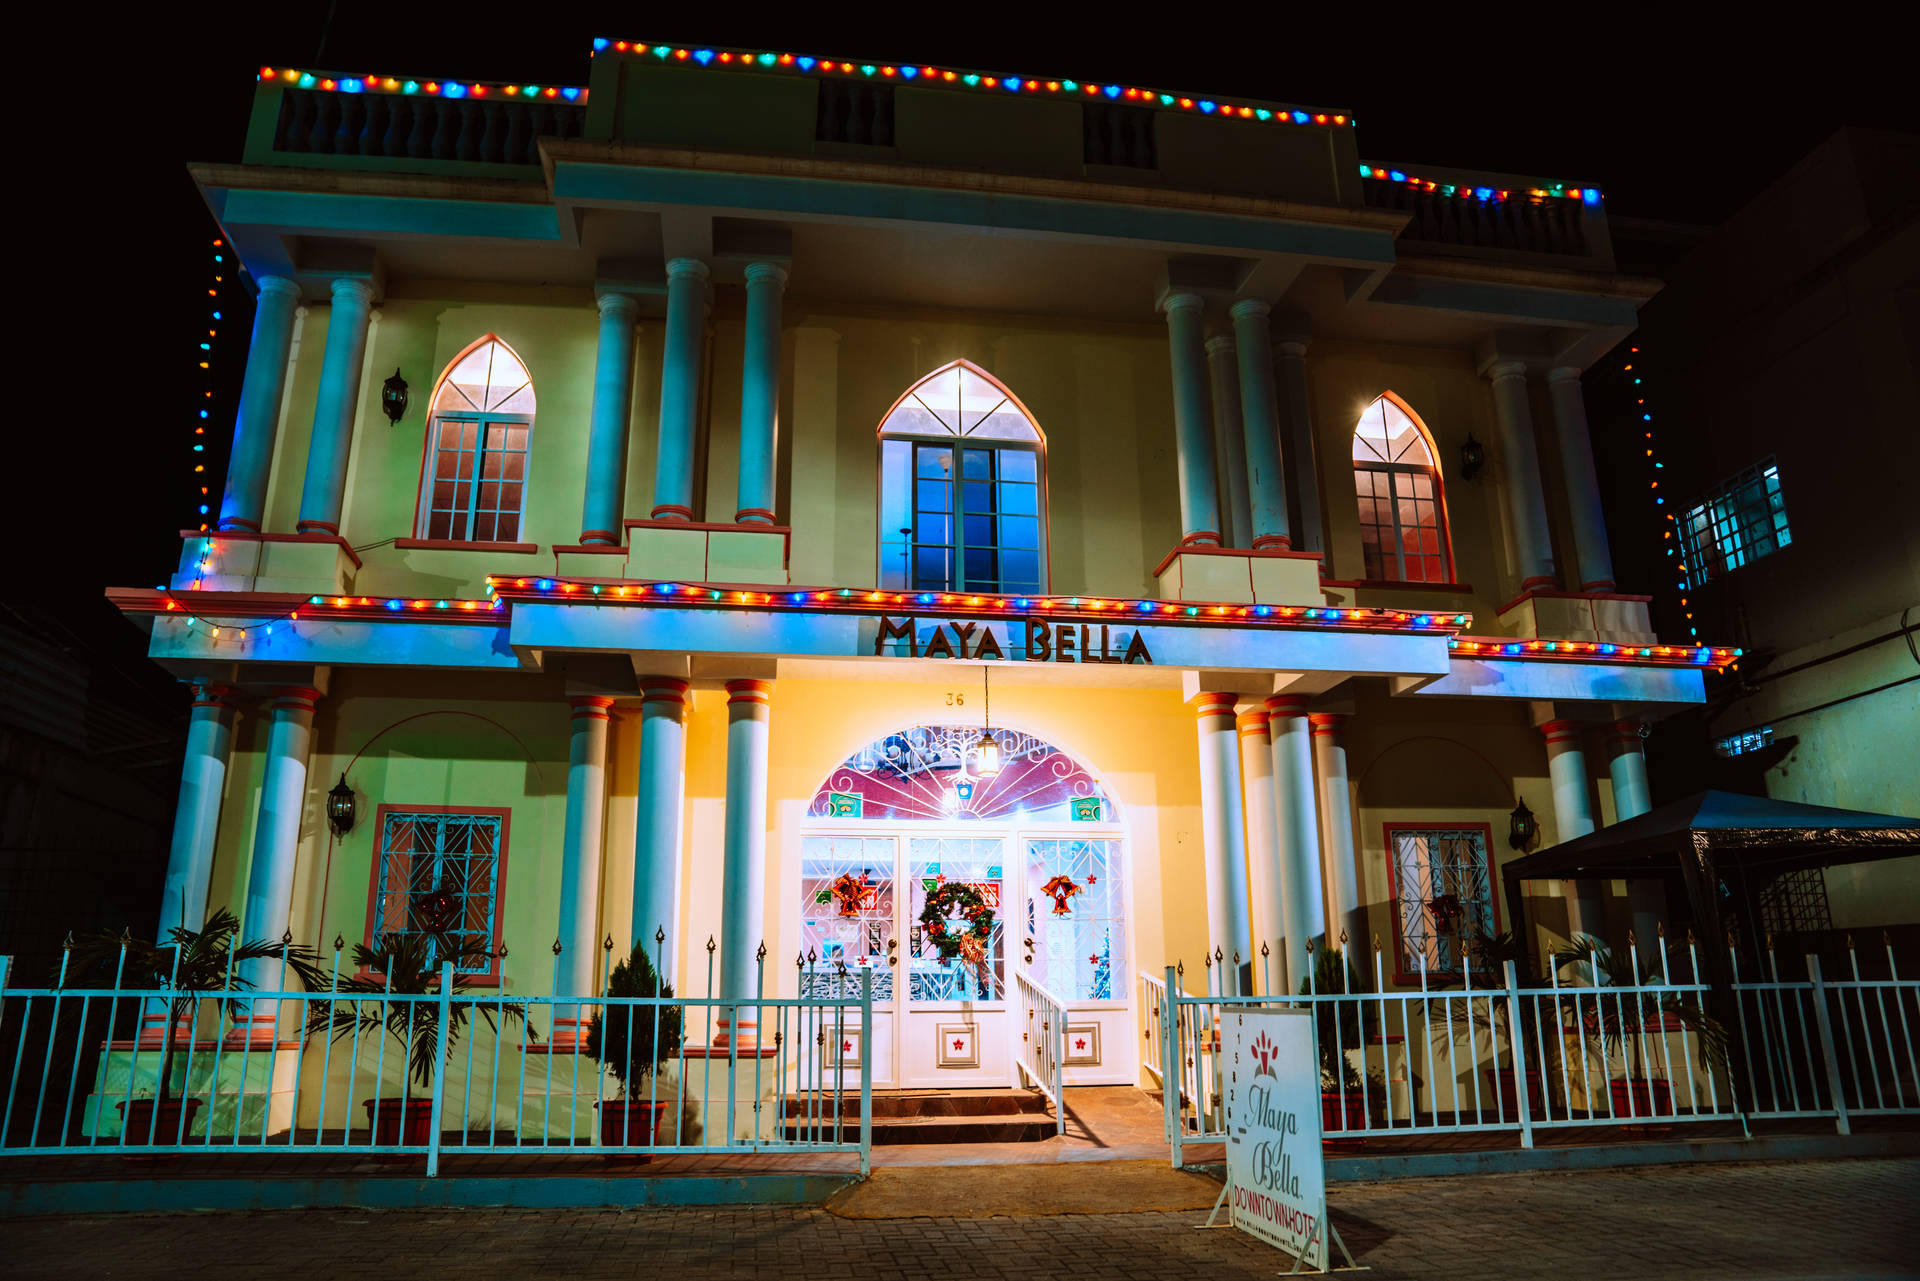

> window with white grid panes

[
  {"left": 419, "top": 336, "right": 534, "bottom": 542},
  {"left": 1385, "top": 826, "right": 1495, "bottom": 982},
  {"left": 799, "top": 835, "right": 896, "bottom": 1001},
  {"left": 1024, "top": 839, "right": 1125, "bottom": 1001},
  {"left": 1680, "top": 457, "right": 1791, "bottom": 587},
  {"left": 1352, "top": 394, "right": 1453, "bottom": 584},
  {"left": 879, "top": 360, "right": 1045, "bottom": 594},
  {"left": 907, "top": 837, "right": 1006, "bottom": 1002},
  {"left": 369, "top": 809, "right": 505, "bottom": 974}
]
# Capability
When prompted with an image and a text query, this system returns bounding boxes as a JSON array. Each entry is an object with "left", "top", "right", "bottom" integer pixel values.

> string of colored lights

[
  {"left": 1358, "top": 165, "right": 1599, "bottom": 206},
  {"left": 1447, "top": 638, "right": 1737, "bottom": 668},
  {"left": 256, "top": 67, "right": 586, "bottom": 101},
  {"left": 590, "top": 39, "right": 1350, "bottom": 128},
  {"left": 157, "top": 535, "right": 308, "bottom": 639},
  {"left": 1622, "top": 343, "right": 1697, "bottom": 640},
  {"left": 193, "top": 239, "right": 225, "bottom": 532}
]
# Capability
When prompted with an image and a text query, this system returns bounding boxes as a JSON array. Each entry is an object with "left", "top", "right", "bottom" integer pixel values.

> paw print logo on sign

[{"left": 1250, "top": 1030, "right": 1279, "bottom": 1078}]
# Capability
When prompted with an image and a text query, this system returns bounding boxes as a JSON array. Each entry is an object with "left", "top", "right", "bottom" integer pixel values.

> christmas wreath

[{"left": 919, "top": 880, "right": 996, "bottom": 966}]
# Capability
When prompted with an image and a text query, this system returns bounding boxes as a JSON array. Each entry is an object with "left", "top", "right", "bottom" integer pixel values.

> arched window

[
  {"left": 1352, "top": 393, "right": 1453, "bottom": 583},
  {"left": 878, "top": 360, "right": 1046, "bottom": 594},
  {"left": 417, "top": 336, "right": 534, "bottom": 542}
]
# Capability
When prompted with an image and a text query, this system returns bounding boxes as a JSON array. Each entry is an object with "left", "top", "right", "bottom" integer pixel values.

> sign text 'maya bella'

[{"left": 872, "top": 615, "right": 1153, "bottom": 664}]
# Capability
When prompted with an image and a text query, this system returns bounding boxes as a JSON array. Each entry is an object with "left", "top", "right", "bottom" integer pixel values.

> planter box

[
  {"left": 1609, "top": 1076, "right": 1675, "bottom": 1121},
  {"left": 363, "top": 1097, "right": 437, "bottom": 1147},
  {"left": 598, "top": 1100, "right": 671, "bottom": 1163},
  {"left": 116, "top": 1097, "right": 203, "bottom": 1146},
  {"left": 1486, "top": 1067, "right": 1544, "bottom": 1118},
  {"left": 1320, "top": 1088, "right": 1367, "bottom": 1135}
]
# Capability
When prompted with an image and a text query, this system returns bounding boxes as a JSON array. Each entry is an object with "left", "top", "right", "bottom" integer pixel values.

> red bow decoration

[{"left": 1041, "top": 874, "right": 1081, "bottom": 916}]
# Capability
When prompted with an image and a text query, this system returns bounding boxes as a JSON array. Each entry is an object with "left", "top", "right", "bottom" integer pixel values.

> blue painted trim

[
  {"left": 0, "top": 1171, "right": 859, "bottom": 1216},
  {"left": 1367, "top": 271, "right": 1643, "bottom": 328},
  {"left": 222, "top": 190, "right": 562, "bottom": 243},
  {"left": 552, "top": 164, "right": 1397, "bottom": 262}
]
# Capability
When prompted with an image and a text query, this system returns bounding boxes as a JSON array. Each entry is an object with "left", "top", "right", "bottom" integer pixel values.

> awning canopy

[{"left": 1502, "top": 790, "right": 1920, "bottom": 884}]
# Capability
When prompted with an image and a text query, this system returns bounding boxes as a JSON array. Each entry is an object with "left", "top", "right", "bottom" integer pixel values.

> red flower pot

[
  {"left": 598, "top": 1100, "right": 670, "bottom": 1163},
  {"left": 363, "top": 1097, "right": 437, "bottom": 1147},
  {"left": 1609, "top": 1077, "right": 1675, "bottom": 1121},
  {"left": 1320, "top": 1088, "right": 1367, "bottom": 1135},
  {"left": 117, "top": 1097, "right": 202, "bottom": 1146},
  {"left": 1486, "top": 1067, "right": 1544, "bottom": 1118}
]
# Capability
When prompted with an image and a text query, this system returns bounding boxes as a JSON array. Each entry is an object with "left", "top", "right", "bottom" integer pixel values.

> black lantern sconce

[
  {"left": 381, "top": 368, "right": 410, "bottom": 425},
  {"left": 1508, "top": 797, "right": 1537, "bottom": 851},
  {"left": 1459, "top": 433, "right": 1486, "bottom": 481},
  {"left": 326, "top": 773, "right": 357, "bottom": 839}
]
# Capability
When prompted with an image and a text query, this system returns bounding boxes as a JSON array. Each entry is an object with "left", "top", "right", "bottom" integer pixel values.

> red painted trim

[
  {"left": 1321, "top": 578, "right": 1474, "bottom": 594},
  {"left": 1265, "top": 694, "right": 1311, "bottom": 719},
  {"left": 1381, "top": 819, "right": 1501, "bottom": 986},
  {"left": 554, "top": 543, "right": 631, "bottom": 556},
  {"left": 1580, "top": 580, "right": 1618, "bottom": 593},
  {"left": 1518, "top": 574, "right": 1559, "bottom": 592},
  {"left": 1251, "top": 534, "right": 1292, "bottom": 551},
  {"left": 296, "top": 519, "right": 341, "bottom": 536},
  {"left": 394, "top": 538, "right": 539, "bottom": 555},
  {"left": 181, "top": 529, "right": 364, "bottom": 570},
  {"left": 725, "top": 678, "right": 774, "bottom": 704},
  {"left": 1179, "top": 530, "right": 1221, "bottom": 549},
  {"left": 268, "top": 686, "right": 322, "bottom": 713},
  {"left": 680, "top": 1044, "right": 782, "bottom": 1059},
  {"left": 734, "top": 507, "right": 777, "bottom": 524},
  {"left": 649, "top": 504, "right": 695, "bottom": 520},
  {"left": 578, "top": 529, "right": 621, "bottom": 545},
  {"left": 625, "top": 517, "right": 792, "bottom": 537},
  {"left": 1606, "top": 719, "right": 1645, "bottom": 743},
  {"left": 191, "top": 685, "right": 237, "bottom": 710},
  {"left": 361, "top": 802, "right": 512, "bottom": 988},
  {"left": 569, "top": 695, "right": 615, "bottom": 719},
  {"left": 639, "top": 677, "right": 692, "bottom": 706},
  {"left": 1190, "top": 691, "right": 1238, "bottom": 720},
  {"left": 1309, "top": 712, "right": 1346, "bottom": 739}
]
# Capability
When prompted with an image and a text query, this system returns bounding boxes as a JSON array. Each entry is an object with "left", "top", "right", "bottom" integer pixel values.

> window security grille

[
  {"left": 1680, "top": 457, "right": 1792, "bottom": 588},
  {"left": 371, "top": 811, "right": 503, "bottom": 972}
]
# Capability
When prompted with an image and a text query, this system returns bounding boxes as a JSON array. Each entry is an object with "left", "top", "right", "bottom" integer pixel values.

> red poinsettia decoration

[{"left": 1041, "top": 874, "right": 1082, "bottom": 916}]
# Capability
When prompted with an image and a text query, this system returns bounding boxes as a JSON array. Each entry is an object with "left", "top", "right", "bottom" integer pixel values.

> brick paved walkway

[{"left": 4, "top": 1158, "right": 1914, "bottom": 1279}]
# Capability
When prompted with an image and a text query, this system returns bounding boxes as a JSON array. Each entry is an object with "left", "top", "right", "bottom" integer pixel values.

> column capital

[
  {"left": 266, "top": 686, "right": 322, "bottom": 714},
  {"left": 255, "top": 275, "right": 301, "bottom": 301},
  {"left": 665, "top": 256, "right": 711, "bottom": 283},
  {"left": 1204, "top": 334, "right": 1236, "bottom": 357},
  {"left": 326, "top": 277, "right": 376, "bottom": 305},
  {"left": 1228, "top": 297, "right": 1271, "bottom": 322},
  {"left": 1189, "top": 691, "right": 1238, "bottom": 721},
  {"left": 1307, "top": 712, "right": 1346, "bottom": 738},
  {"left": 639, "top": 676, "right": 692, "bottom": 708},
  {"left": 1484, "top": 359, "right": 1529, "bottom": 383},
  {"left": 725, "top": 678, "right": 774, "bottom": 706},
  {"left": 1547, "top": 365, "right": 1584, "bottom": 386},
  {"left": 743, "top": 261, "right": 790, "bottom": 289},
  {"left": 1606, "top": 719, "right": 1648, "bottom": 745},
  {"left": 594, "top": 289, "right": 642, "bottom": 319},
  {"left": 188, "top": 681, "right": 236, "bottom": 709},
  {"left": 1235, "top": 707, "right": 1271, "bottom": 739},
  {"left": 1274, "top": 337, "right": 1310, "bottom": 359},
  {"left": 568, "top": 694, "right": 616, "bottom": 719},
  {"left": 1160, "top": 290, "right": 1206, "bottom": 316},
  {"left": 1540, "top": 718, "right": 1587, "bottom": 748},
  {"left": 1265, "top": 693, "right": 1311, "bottom": 719}
]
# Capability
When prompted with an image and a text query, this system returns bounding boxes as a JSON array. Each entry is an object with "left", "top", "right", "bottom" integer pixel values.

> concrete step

[
  {"left": 782, "top": 1089, "right": 1052, "bottom": 1120},
  {"left": 784, "top": 1110, "right": 1060, "bottom": 1146}
]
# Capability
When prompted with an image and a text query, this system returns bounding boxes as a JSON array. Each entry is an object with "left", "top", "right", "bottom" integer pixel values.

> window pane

[
  {"left": 916, "top": 447, "right": 953, "bottom": 479},
  {"left": 916, "top": 480, "right": 950, "bottom": 513},
  {"left": 915, "top": 513, "right": 951, "bottom": 546},
  {"left": 999, "top": 482, "right": 1038, "bottom": 516},
  {"left": 1001, "top": 548, "right": 1040, "bottom": 589},
  {"left": 914, "top": 547, "right": 952, "bottom": 587},
  {"left": 999, "top": 450, "right": 1037, "bottom": 482},
  {"left": 999, "top": 514, "right": 1039, "bottom": 550},
  {"left": 961, "top": 448, "right": 993, "bottom": 480},
  {"left": 471, "top": 512, "right": 498, "bottom": 542},
  {"left": 495, "top": 509, "right": 520, "bottom": 543},
  {"left": 964, "top": 547, "right": 999, "bottom": 585},
  {"left": 964, "top": 513, "right": 996, "bottom": 547},
  {"left": 963, "top": 481, "right": 994, "bottom": 514}
]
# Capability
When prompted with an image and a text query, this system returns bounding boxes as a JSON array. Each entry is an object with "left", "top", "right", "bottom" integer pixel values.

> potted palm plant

[
  {"left": 65, "top": 909, "right": 317, "bottom": 1149},
  {"left": 304, "top": 930, "right": 529, "bottom": 1147},
  {"left": 584, "top": 941, "right": 683, "bottom": 1160},
  {"left": 1552, "top": 934, "right": 1729, "bottom": 1121},
  {"left": 1299, "top": 946, "right": 1374, "bottom": 1136}
]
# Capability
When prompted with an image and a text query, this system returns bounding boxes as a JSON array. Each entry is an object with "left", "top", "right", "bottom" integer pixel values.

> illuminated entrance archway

[{"left": 798, "top": 724, "right": 1133, "bottom": 1089}]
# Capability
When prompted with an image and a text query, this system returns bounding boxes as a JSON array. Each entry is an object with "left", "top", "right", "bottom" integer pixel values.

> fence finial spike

[
  {"left": 552, "top": 938, "right": 563, "bottom": 956},
  {"left": 1214, "top": 946, "right": 1224, "bottom": 962},
  {"left": 1766, "top": 933, "right": 1775, "bottom": 951},
  {"left": 707, "top": 935, "right": 717, "bottom": 955},
  {"left": 1204, "top": 951, "right": 1214, "bottom": 969},
  {"left": 333, "top": 933, "right": 345, "bottom": 951},
  {"left": 1657, "top": 921, "right": 1666, "bottom": 939},
  {"left": 1886, "top": 929, "right": 1894, "bottom": 947},
  {"left": 281, "top": 929, "right": 294, "bottom": 946},
  {"left": 1232, "top": 949, "right": 1241, "bottom": 966},
  {"left": 1260, "top": 942, "right": 1270, "bottom": 958},
  {"left": 796, "top": 952, "right": 805, "bottom": 970},
  {"left": 655, "top": 926, "right": 666, "bottom": 946},
  {"left": 1628, "top": 928, "right": 1637, "bottom": 949},
  {"left": 62, "top": 931, "right": 73, "bottom": 951},
  {"left": 497, "top": 942, "right": 509, "bottom": 959},
  {"left": 1338, "top": 928, "right": 1349, "bottom": 946},
  {"left": 756, "top": 941, "right": 767, "bottom": 963},
  {"left": 1373, "top": 934, "right": 1382, "bottom": 953},
  {"left": 1305, "top": 939, "right": 1316, "bottom": 955},
  {"left": 119, "top": 926, "right": 132, "bottom": 947},
  {"left": 1176, "top": 959, "right": 1185, "bottom": 977},
  {"left": 1846, "top": 932, "right": 1855, "bottom": 949},
  {"left": 1685, "top": 927, "right": 1695, "bottom": 946},
  {"left": 603, "top": 934, "right": 614, "bottom": 952}
]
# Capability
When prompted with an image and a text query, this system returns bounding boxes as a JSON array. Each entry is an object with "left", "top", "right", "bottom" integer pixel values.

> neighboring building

[
  {"left": 104, "top": 40, "right": 1741, "bottom": 1123},
  {"left": 1593, "top": 129, "right": 1919, "bottom": 935}
]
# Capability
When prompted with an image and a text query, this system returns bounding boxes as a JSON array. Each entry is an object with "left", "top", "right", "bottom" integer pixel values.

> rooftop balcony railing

[
  {"left": 1362, "top": 164, "right": 1614, "bottom": 270},
  {"left": 249, "top": 82, "right": 586, "bottom": 173}
]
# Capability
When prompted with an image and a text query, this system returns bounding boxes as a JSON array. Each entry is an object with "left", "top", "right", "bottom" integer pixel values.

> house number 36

[{"left": 944, "top": 692, "right": 965, "bottom": 706}]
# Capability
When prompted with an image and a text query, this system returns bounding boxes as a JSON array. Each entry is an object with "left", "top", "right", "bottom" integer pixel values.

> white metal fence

[
  {"left": 0, "top": 940, "right": 875, "bottom": 1176},
  {"left": 1014, "top": 970, "right": 1068, "bottom": 1136},
  {"left": 1148, "top": 936, "right": 1920, "bottom": 1167}
]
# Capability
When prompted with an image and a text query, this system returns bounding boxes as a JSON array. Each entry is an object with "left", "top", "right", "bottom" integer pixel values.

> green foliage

[
  {"left": 584, "top": 941, "right": 683, "bottom": 1093},
  {"left": 918, "top": 880, "right": 995, "bottom": 964},
  {"left": 1298, "top": 947, "right": 1375, "bottom": 1091},
  {"left": 1551, "top": 934, "right": 1729, "bottom": 1080},
  {"left": 63, "top": 909, "right": 318, "bottom": 1111},
  {"left": 302, "top": 931, "right": 529, "bottom": 1096}
]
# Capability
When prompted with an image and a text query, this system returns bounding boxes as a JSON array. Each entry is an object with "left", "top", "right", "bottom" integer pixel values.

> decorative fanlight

[
  {"left": 974, "top": 665, "right": 1000, "bottom": 776},
  {"left": 1458, "top": 432, "right": 1486, "bottom": 480},
  {"left": 1508, "top": 797, "right": 1537, "bottom": 851},
  {"left": 381, "top": 368, "right": 410, "bottom": 425},
  {"left": 326, "top": 773, "right": 357, "bottom": 838}
]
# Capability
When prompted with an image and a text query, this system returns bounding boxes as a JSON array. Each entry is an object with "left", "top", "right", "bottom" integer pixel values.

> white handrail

[{"left": 1013, "top": 970, "right": 1068, "bottom": 1136}]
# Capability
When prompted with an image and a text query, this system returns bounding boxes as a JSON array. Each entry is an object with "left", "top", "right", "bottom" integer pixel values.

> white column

[
  {"left": 1543, "top": 719, "right": 1604, "bottom": 938},
  {"left": 1546, "top": 367, "right": 1617, "bottom": 592},
  {"left": 1274, "top": 339, "right": 1324, "bottom": 556},
  {"left": 1230, "top": 300, "right": 1292, "bottom": 550},
  {"left": 734, "top": 262, "right": 789, "bottom": 524},
  {"left": 145, "top": 682, "right": 236, "bottom": 1047},
  {"left": 218, "top": 277, "right": 301, "bottom": 532},
  {"left": 295, "top": 278, "right": 376, "bottom": 536},
  {"left": 650, "top": 258, "right": 710, "bottom": 520},
  {"left": 578, "top": 292, "right": 641, "bottom": 544},
  {"left": 1312, "top": 714, "right": 1363, "bottom": 955},
  {"left": 552, "top": 696, "right": 613, "bottom": 1049},
  {"left": 1206, "top": 336, "right": 1251, "bottom": 548},
  {"left": 717, "top": 679, "right": 773, "bottom": 1046},
  {"left": 1485, "top": 360, "right": 1558, "bottom": 592},
  {"left": 1267, "top": 695, "right": 1324, "bottom": 993},
  {"left": 1162, "top": 293, "right": 1222, "bottom": 546},
  {"left": 1607, "top": 720, "right": 1665, "bottom": 944},
  {"left": 630, "top": 678, "right": 690, "bottom": 978},
  {"left": 1192, "top": 692, "right": 1252, "bottom": 992},
  {"left": 235, "top": 686, "right": 319, "bottom": 1046},
  {"left": 1237, "top": 705, "right": 1278, "bottom": 990}
]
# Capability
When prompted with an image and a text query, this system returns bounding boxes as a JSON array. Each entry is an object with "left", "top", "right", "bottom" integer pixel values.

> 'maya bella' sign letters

[
  {"left": 1217, "top": 1007, "right": 1350, "bottom": 1272},
  {"left": 870, "top": 615, "right": 1153, "bottom": 664}
]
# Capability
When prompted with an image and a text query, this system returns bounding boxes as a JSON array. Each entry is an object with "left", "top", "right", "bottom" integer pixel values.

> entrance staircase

[{"left": 783, "top": 1089, "right": 1058, "bottom": 1145}]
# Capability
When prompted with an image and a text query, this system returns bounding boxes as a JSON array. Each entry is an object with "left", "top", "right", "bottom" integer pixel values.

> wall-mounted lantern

[
  {"left": 327, "top": 773, "right": 357, "bottom": 838},
  {"left": 1508, "top": 797, "right": 1537, "bottom": 851},
  {"left": 1459, "top": 433, "right": 1486, "bottom": 480},
  {"left": 381, "top": 368, "right": 410, "bottom": 424}
]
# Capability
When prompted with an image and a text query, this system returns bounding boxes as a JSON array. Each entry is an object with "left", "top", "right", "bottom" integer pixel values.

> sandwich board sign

[{"left": 1214, "top": 1006, "right": 1356, "bottom": 1273}]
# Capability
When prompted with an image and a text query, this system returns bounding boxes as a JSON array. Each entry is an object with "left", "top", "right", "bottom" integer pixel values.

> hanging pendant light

[{"left": 975, "top": 665, "right": 1000, "bottom": 776}]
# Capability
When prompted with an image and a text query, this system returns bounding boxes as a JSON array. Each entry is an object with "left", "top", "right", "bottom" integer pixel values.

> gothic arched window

[
  {"left": 877, "top": 360, "right": 1046, "bottom": 594},
  {"left": 416, "top": 335, "right": 535, "bottom": 543},
  {"left": 1352, "top": 392, "right": 1453, "bottom": 583}
]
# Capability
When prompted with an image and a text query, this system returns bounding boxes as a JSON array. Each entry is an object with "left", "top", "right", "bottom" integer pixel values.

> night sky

[{"left": 26, "top": 6, "right": 1912, "bottom": 679}]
